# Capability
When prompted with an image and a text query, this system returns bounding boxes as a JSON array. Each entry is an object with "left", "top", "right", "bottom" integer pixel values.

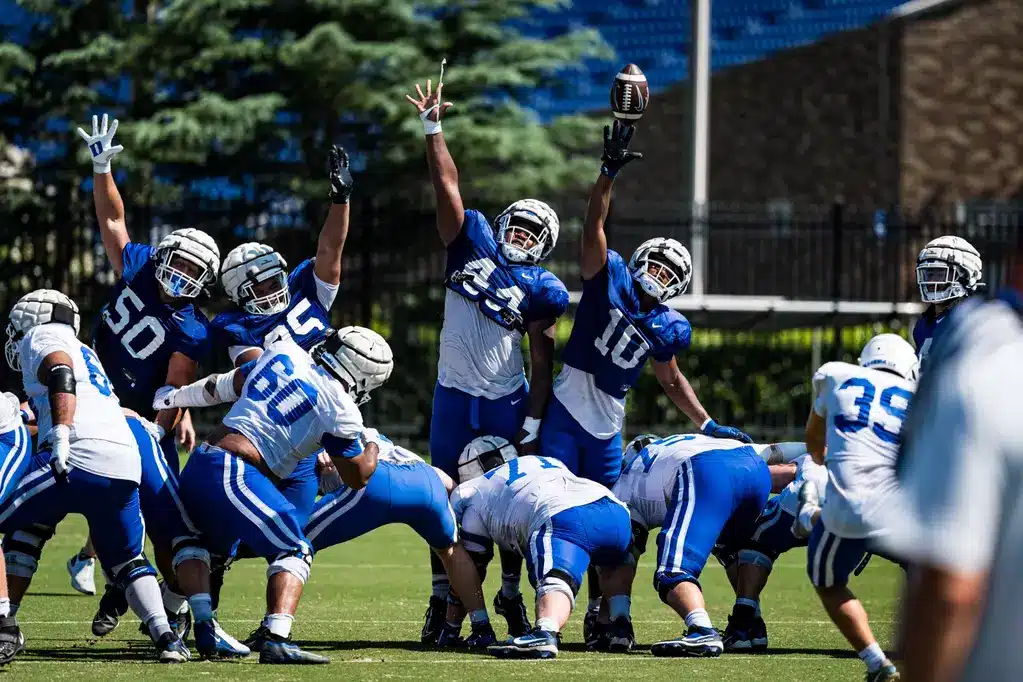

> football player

[
  {"left": 164, "top": 327, "right": 392, "bottom": 664},
  {"left": 67, "top": 114, "right": 219, "bottom": 599},
  {"left": 602, "top": 433, "right": 775, "bottom": 657},
  {"left": 804, "top": 333, "right": 918, "bottom": 682},
  {"left": 206, "top": 144, "right": 353, "bottom": 628},
  {"left": 2, "top": 290, "right": 189, "bottom": 662},
  {"left": 0, "top": 392, "right": 32, "bottom": 664},
  {"left": 914, "top": 235, "right": 982, "bottom": 363},
  {"left": 449, "top": 437, "right": 633, "bottom": 659},
  {"left": 406, "top": 80, "right": 569, "bottom": 641},
  {"left": 542, "top": 120, "right": 750, "bottom": 636}
]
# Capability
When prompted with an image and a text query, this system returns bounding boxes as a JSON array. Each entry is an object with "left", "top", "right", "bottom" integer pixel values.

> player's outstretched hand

[
  {"left": 701, "top": 419, "right": 753, "bottom": 444},
  {"left": 328, "top": 145, "right": 353, "bottom": 205},
  {"left": 600, "top": 119, "right": 642, "bottom": 179},
  {"left": 405, "top": 80, "right": 452, "bottom": 135},
  {"left": 76, "top": 113, "right": 124, "bottom": 174}
]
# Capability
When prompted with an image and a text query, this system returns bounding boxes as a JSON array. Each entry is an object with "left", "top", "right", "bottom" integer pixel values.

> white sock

[
  {"left": 0, "top": 598, "right": 10, "bottom": 618},
  {"left": 469, "top": 609, "right": 490, "bottom": 626},
  {"left": 535, "top": 617, "right": 559, "bottom": 633},
  {"left": 684, "top": 608, "right": 713, "bottom": 630},
  {"left": 126, "top": 576, "right": 172, "bottom": 640},
  {"left": 608, "top": 595, "right": 631, "bottom": 621},
  {"left": 188, "top": 593, "right": 214, "bottom": 623},
  {"left": 501, "top": 573, "right": 521, "bottom": 599},
  {"left": 266, "top": 613, "right": 294, "bottom": 639},
  {"left": 162, "top": 583, "right": 188, "bottom": 615},
  {"left": 859, "top": 642, "right": 886, "bottom": 672}
]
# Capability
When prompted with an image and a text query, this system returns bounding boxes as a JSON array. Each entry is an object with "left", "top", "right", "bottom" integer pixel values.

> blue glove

[{"left": 701, "top": 419, "right": 753, "bottom": 444}]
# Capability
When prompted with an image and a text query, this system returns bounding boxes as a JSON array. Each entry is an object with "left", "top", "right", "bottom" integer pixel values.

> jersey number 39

[{"left": 834, "top": 377, "right": 912, "bottom": 444}]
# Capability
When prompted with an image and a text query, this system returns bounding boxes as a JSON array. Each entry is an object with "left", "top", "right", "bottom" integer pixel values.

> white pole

[{"left": 689, "top": 0, "right": 711, "bottom": 297}]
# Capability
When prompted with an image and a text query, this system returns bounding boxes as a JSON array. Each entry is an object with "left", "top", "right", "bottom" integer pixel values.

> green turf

[{"left": 9, "top": 515, "right": 901, "bottom": 680}]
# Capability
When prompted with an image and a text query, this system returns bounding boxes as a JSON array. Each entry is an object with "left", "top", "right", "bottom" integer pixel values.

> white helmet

[
  {"left": 916, "top": 236, "right": 982, "bottom": 304},
  {"left": 858, "top": 333, "right": 919, "bottom": 382},
  {"left": 221, "top": 243, "right": 290, "bottom": 315},
  {"left": 629, "top": 238, "right": 692, "bottom": 302},
  {"left": 6, "top": 289, "right": 80, "bottom": 371},
  {"left": 494, "top": 199, "right": 560, "bottom": 264},
  {"left": 457, "top": 435, "right": 518, "bottom": 483},
  {"left": 154, "top": 228, "right": 220, "bottom": 299},
  {"left": 623, "top": 433, "right": 657, "bottom": 463},
  {"left": 312, "top": 326, "right": 394, "bottom": 405}
]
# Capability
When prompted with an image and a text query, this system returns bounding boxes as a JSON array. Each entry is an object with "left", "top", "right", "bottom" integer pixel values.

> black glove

[
  {"left": 328, "top": 145, "right": 353, "bottom": 205},
  {"left": 600, "top": 119, "right": 643, "bottom": 179}
]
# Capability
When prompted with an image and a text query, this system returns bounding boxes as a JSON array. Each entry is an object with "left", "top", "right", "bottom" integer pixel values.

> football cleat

[
  {"left": 582, "top": 604, "right": 601, "bottom": 645},
  {"left": 139, "top": 608, "right": 191, "bottom": 643},
  {"left": 194, "top": 618, "right": 250, "bottom": 659},
  {"left": 242, "top": 624, "right": 271, "bottom": 653},
  {"left": 67, "top": 550, "right": 97, "bottom": 596},
  {"left": 750, "top": 616, "right": 768, "bottom": 651},
  {"left": 91, "top": 584, "right": 129, "bottom": 637},
  {"left": 0, "top": 617, "right": 25, "bottom": 666},
  {"left": 259, "top": 633, "right": 329, "bottom": 664},
  {"left": 722, "top": 614, "right": 752, "bottom": 652},
  {"left": 651, "top": 626, "right": 724, "bottom": 658},
  {"left": 488, "top": 627, "right": 559, "bottom": 659},
  {"left": 465, "top": 622, "right": 498, "bottom": 650},
  {"left": 865, "top": 664, "right": 900, "bottom": 681},
  {"left": 421, "top": 596, "right": 447, "bottom": 645},
  {"left": 156, "top": 631, "right": 191, "bottom": 664},
  {"left": 435, "top": 622, "right": 463, "bottom": 648},
  {"left": 493, "top": 592, "right": 531, "bottom": 637},
  {"left": 608, "top": 616, "right": 635, "bottom": 653}
]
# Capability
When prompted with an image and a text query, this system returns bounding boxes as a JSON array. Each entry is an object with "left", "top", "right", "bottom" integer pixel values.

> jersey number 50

[{"left": 105, "top": 288, "right": 165, "bottom": 360}]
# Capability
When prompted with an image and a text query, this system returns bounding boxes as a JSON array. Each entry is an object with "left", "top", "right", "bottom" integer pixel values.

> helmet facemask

[
  {"left": 155, "top": 248, "right": 214, "bottom": 299},
  {"left": 495, "top": 201, "right": 559, "bottom": 264},
  {"left": 917, "top": 259, "right": 968, "bottom": 304},
  {"left": 5, "top": 324, "right": 22, "bottom": 371},
  {"left": 632, "top": 251, "right": 689, "bottom": 302},
  {"left": 240, "top": 270, "right": 290, "bottom": 316}
]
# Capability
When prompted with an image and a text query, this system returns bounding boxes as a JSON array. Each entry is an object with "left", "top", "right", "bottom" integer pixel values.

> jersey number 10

[{"left": 594, "top": 309, "right": 650, "bottom": 370}]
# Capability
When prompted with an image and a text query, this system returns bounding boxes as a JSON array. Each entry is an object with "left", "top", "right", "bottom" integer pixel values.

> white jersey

[
  {"left": 223, "top": 337, "right": 365, "bottom": 478},
  {"left": 775, "top": 454, "right": 829, "bottom": 517},
  {"left": 346, "top": 430, "right": 425, "bottom": 466},
  {"left": 0, "top": 393, "right": 22, "bottom": 434},
  {"left": 612, "top": 434, "right": 752, "bottom": 530},
  {"left": 813, "top": 361, "right": 916, "bottom": 538},
  {"left": 19, "top": 324, "right": 139, "bottom": 483},
  {"left": 450, "top": 456, "right": 619, "bottom": 555},
  {"left": 438, "top": 291, "right": 525, "bottom": 400}
]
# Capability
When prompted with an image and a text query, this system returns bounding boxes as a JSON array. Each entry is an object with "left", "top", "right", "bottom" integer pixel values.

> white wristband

[
  {"left": 50, "top": 424, "right": 71, "bottom": 474},
  {"left": 700, "top": 417, "right": 713, "bottom": 431},
  {"left": 420, "top": 106, "right": 442, "bottom": 135},
  {"left": 93, "top": 161, "right": 112, "bottom": 174}
]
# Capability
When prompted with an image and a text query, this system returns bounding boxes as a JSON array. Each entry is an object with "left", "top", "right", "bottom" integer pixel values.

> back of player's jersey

[
  {"left": 20, "top": 324, "right": 140, "bottom": 483},
  {"left": 223, "top": 338, "right": 363, "bottom": 478},
  {"left": 318, "top": 429, "right": 425, "bottom": 466},
  {"left": 813, "top": 361, "right": 915, "bottom": 537},
  {"left": 93, "top": 243, "right": 210, "bottom": 415},
  {"left": 452, "top": 456, "right": 613, "bottom": 553},
  {"left": 613, "top": 434, "right": 750, "bottom": 528}
]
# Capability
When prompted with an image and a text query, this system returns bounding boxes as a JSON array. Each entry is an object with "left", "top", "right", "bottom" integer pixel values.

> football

[{"left": 609, "top": 63, "right": 650, "bottom": 122}]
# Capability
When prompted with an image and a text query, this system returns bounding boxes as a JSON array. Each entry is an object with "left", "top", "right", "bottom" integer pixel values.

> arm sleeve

[
  {"left": 290, "top": 258, "right": 338, "bottom": 310},
  {"left": 527, "top": 276, "right": 569, "bottom": 324},
  {"left": 121, "top": 242, "right": 155, "bottom": 282},
  {"left": 653, "top": 317, "right": 692, "bottom": 362}
]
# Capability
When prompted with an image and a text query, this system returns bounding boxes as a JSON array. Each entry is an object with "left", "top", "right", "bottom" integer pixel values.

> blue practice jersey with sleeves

[{"left": 912, "top": 305, "right": 950, "bottom": 364}]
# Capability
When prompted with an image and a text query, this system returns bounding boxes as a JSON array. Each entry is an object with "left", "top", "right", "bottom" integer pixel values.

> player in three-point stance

[
  {"left": 67, "top": 114, "right": 219, "bottom": 607},
  {"left": 913, "top": 236, "right": 982, "bottom": 363},
  {"left": 2, "top": 290, "right": 190, "bottom": 662},
  {"left": 206, "top": 144, "right": 354, "bottom": 634},
  {"left": 804, "top": 333, "right": 918, "bottom": 682},
  {"left": 165, "top": 328, "right": 392, "bottom": 664},
  {"left": 406, "top": 79, "right": 569, "bottom": 642},
  {"left": 543, "top": 120, "right": 750, "bottom": 641},
  {"left": 448, "top": 436, "right": 632, "bottom": 659}
]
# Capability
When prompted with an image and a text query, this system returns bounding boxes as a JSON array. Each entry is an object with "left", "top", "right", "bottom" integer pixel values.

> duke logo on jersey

[
  {"left": 94, "top": 243, "right": 211, "bottom": 416},
  {"left": 213, "top": 259, "right": 337, "bottom": 364}
]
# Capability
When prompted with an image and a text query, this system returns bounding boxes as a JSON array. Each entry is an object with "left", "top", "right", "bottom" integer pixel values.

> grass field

[{"left": 8, "top": 514, "right": 903, "bottom": 681}]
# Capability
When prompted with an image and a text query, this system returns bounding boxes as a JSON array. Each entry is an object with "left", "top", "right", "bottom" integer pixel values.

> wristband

[
  {"left": 420, "top": 106, "right": 442, "bottom": 135},
  {"left": 93, "top": 161, "right": 112, "bottom": 174},
  {"left": 700, "top": 417, "right": 713, "bottom": 431},
  {"left": 520, "top": 417, "right": 541, "bottom": 445}
]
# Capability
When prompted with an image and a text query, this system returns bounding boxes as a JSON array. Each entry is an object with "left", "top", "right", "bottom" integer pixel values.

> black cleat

[
  {"left": 465, "top": 621, "right": 498, "bottom": 650},
  {"left": 607, "top": 616, "right": 635, "bottom": 653},
  {"left": 242, "top": 624, "right": 271, "bottom": 653},
  {"left": 0, "top": 617, "right": 25, "bottom": 666},
  {"left": 493, "top": 592, "right": 531, "bottom": 637},
  {"left": 155, "top": 631, "right": 191, "bottom": 663},
  {"left": 92, "top": 584, "right": 129, "bottom": 637},
  {"left": 421, "top": 596, "right": 447, "bottom": 646},
  {"left": 259, "top": 633, "right": 329, "bottom": 664},
  {"left": 138, "top": 608, "right": 191, "bottom": 643}
]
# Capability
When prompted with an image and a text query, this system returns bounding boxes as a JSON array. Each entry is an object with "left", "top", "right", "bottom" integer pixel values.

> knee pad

[
  {"left": 171, "top": 537, "right": 211, "bottom": 572},
  {"left": 111, "top": 554, "right": 158, "bottom": 589},
  {"left": 3, "top": 524, "right": 55, "bottom": 579},
  {"left": 738, "top": 549, "right": 775, "bottom": 572},
  {"left": 267, "top": 546, "right": 313, "bottom": 585},
  {"left": 536, "top": 569, "right": 578, "bottom": 607},
  {"left": 630, "top": 521, "right": 649, "bottom": 562},
  {"left": 654, "top": 569, "right": 701, "bottom": 604}
]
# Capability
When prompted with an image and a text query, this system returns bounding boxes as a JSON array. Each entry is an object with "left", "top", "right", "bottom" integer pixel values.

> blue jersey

[
  {"left": 913, "top": 305, "right": 949, "bottom": 363},
  {"left": 93, "top": 242, "right": 211, "bottom": 417},
  {"left": 212, "top": 258, "right": 336, "bottom": 364},
  {"left": 562, "top": 250, "right": 691, "bottom": 399}
]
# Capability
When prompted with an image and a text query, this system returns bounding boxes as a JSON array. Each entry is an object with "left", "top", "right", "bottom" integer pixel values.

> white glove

[
  {"left": 793, "top": 505, "right": 820, "bottom": 539},
  {"left": 519, "top": 417, "right": 541, "bottom": 445},
  {"left": 48, "top": 424, "right": 71, "bottom": 479},
  {"left": 76, "top": 113, "right": 124, "bottom": 174}
]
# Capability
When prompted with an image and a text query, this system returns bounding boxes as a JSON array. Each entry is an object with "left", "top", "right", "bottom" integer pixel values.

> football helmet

[
  {"left": 629, "top": 238, "right": 692, "bottom": 302},
  {"left": 858, "top": 333, "right": 919, "bottom": 382},
  {"left": 6, "top": 289, "right": 80, "bottom": 371},
  {"left": 457, "top": 435, "right": 518, "bottom": 483},
  {"left": 154, "top": 228, "right": 220, "bottom": 299},
  {"left": 312, "top": 326, "right": 394, "bottom": 405},
  {"left": 221, "top": 243, "right": 290, "bottom": 315},
  {"left": 494, "top": 199, "right": 559, "bottom": 264},
  {"left": 916, "top": 236, "right": 982, "bottom": 304},
  {"left": 623, "top": 433, "right": 657, "bottom": 467}
]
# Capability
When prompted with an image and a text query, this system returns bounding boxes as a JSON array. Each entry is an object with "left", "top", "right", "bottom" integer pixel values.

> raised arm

[
  {"left": 652, "top": 356, "right": 752, "bottom": 442},
  {"left": 77, "top": 114, "right": 128, "bottom": 275},
  {"left": 39, "top": 350, "right": 76, "bottom": 478},
  {"left": 314, "top": 145, "right": 354, "bottom": 286},
  {"left": 582, "top": 121, "right": 643, "bottom": 279},
  {"left": 406, "top": 81, "right": 463, "bottom": 246}
]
